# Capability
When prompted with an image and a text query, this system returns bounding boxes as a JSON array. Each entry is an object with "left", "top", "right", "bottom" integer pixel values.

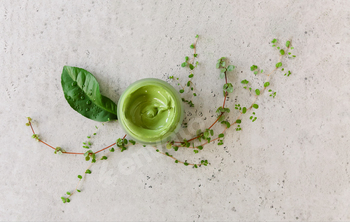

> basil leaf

[{"left": 61, "top": 66, "right": 118, "bottom": 122}]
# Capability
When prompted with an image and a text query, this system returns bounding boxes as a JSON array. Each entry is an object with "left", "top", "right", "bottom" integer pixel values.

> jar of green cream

[{"left": 117, "top": 78, "right": 184, "bottom": 144}]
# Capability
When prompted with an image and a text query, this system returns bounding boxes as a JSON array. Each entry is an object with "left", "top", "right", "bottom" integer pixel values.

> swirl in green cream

[{"left": 118, "top": 79, "right": 183, "bottom": 144}]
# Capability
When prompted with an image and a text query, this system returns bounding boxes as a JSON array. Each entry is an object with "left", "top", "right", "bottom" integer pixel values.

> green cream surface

[{"left": 118, "top": 79, "right": 183, "bottom": 144}]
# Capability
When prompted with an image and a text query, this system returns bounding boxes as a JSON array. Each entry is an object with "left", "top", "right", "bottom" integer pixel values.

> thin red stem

[
  {"left": 38, "top": 140, "right": 55, "bottom": 150},
  {"left": 208, "top": 113, "right": 223, "bottom": 130},
  {"left": 40, "top": 138, "right": 85, "bottom": 154},
  {"left": 30, "top": 124, "right": 35, "bottom": 134},
  {"left": 95, "top": 134, "right": 126, "bottom": 154},
  {"left": 179, "top": 72, "right": 228, "bottom": 143},
  {"left": 28, "top": 121, "right": 127, "bottom": 155},
  {"left": 64, "top": 152, "right": 85, "bottom": 155},
  {"left": 95, "top": 143, "right": 116, "bottom": 154},
  {"left": 222, "top": 71, "right": 228, "bottom": 108}
]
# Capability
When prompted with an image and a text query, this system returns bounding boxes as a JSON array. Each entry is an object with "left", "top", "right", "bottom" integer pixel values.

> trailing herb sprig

[{"left": 27, "top": 37, "right": 296, "bottom": 203}]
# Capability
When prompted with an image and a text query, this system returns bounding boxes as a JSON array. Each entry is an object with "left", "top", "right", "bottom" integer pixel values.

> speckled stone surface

[{"left": 1, "top": 0, "right": 350, "bottom": 221}]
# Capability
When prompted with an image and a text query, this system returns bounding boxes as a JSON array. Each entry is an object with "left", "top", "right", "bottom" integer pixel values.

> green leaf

[
  {"left": 227, "top": 65, "right": 235, "bottom": 72},
  {"left": 61, "top": 66, "right": 118, "bottom": 122},
  {"left": 216, "top": 107, "right": 224, "bottom": 113},
  {"left": 264, "top": 82, "right": 270, "bottom": 87},
  {"left": 129, "top": 140, "right": 136, "bottom": 145},
  {"left": 241, "top": 79, "right": 249, "bottom": 84},
  {"left": 219, "top": 72, "right": 225, "bottom": 79},
  {"left": 218, "top": 133, "right": 224, "bottom": 138},
  {"left": 201, "top": 160, "right": 209, "bottom": 166},
  {"left": 189, "top": 64, "right": 195, "bottom": 70},
  {"left": 242, "top": 107, "right": 247, "bottom": 114},
  {"left": 252, "top": 104, "right": 259, "bottom": 109},
  {"left": 66, "top": 192, "right": 71, "bottom": 195},
  {"left": 188, "top": 74, "right": 194, "bottom": 78},
  {"left": 221, "top": 121, "right": 231, "bottom": 128},
  {"left": 84, "top": 150, "right": 93, "bottom": 157},
  {"left": 286, "top": 41, "right": 290, "bottom": 48},
  {"left": 223, "top": 83, "right": 233, "bottom": 93},
  {"left": 181, "top": 62, "right": 187, "bottom": 67},
  {"left": 101, "top": 156, "right": 108, "bottom": 160},
  {"left": 195, "top": 34, "right": 199, "bottom": 38},
  {"left": 85, "top": 169, "right": 91, "bottom": 174},
  {"left": 194, "top": 150, "right": 199, "bottom": 154},
  {"left": 77, "top": 175, "right": 82, "bottom": 179},
  {"left": 255, "top": 89, "right": 260, "bottom": 95},
  {"left": 275, "top": 62, "right": 282, "bottom": 68},
  {"left": 77, "top": 190, "right": 81, "bottom": 192},
  {"left": 179, "top": 89, "right": 184, "bottom": 93},
  {"left": 271, "top": 39, "right": 277, "bottom": 43},
  {"left": 280, "top": 49, "right": 285, "bottom": 55},
  {"left": 226, "top": 83, "right": 234, "bottom": 93},
  {"left": 236, "top": 119, "right": 241, "bottom": 123},
  {"left": 250, "top": 65, "right": 258, "bottom": 71}
]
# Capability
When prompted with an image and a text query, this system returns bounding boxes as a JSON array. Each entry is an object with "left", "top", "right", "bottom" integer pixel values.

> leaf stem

[
  {"left": 172, "top": 53, "right": 285, "bottom": 147},
  {"left": 152, "top": 147, "right": 202, "bottom": 166},
  {"left": 27, "top": 120, "right": 124, "bottom": 155}
]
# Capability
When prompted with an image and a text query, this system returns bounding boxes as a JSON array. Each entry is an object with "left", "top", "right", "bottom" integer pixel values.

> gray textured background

[{"left": 1, "top": 0, "right": 350, "bottom": 221}]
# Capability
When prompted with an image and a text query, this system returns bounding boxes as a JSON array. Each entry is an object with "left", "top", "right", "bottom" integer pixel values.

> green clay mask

[{"left": 117, "top": 78, "right": 183, "bottom": 144}]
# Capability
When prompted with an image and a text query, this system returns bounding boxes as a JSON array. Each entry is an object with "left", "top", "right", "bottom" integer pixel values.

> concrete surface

[{"left": 1, "top": 0, "right": 350, "bottom": 221}]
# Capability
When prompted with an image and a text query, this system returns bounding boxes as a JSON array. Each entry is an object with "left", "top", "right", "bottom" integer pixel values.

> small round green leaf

[
  {"left": 255, "top": 89, "right": 260, "bottom": 95},
  {"left": 286, "top": 41, "right": 290, "bottom": 48}
]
